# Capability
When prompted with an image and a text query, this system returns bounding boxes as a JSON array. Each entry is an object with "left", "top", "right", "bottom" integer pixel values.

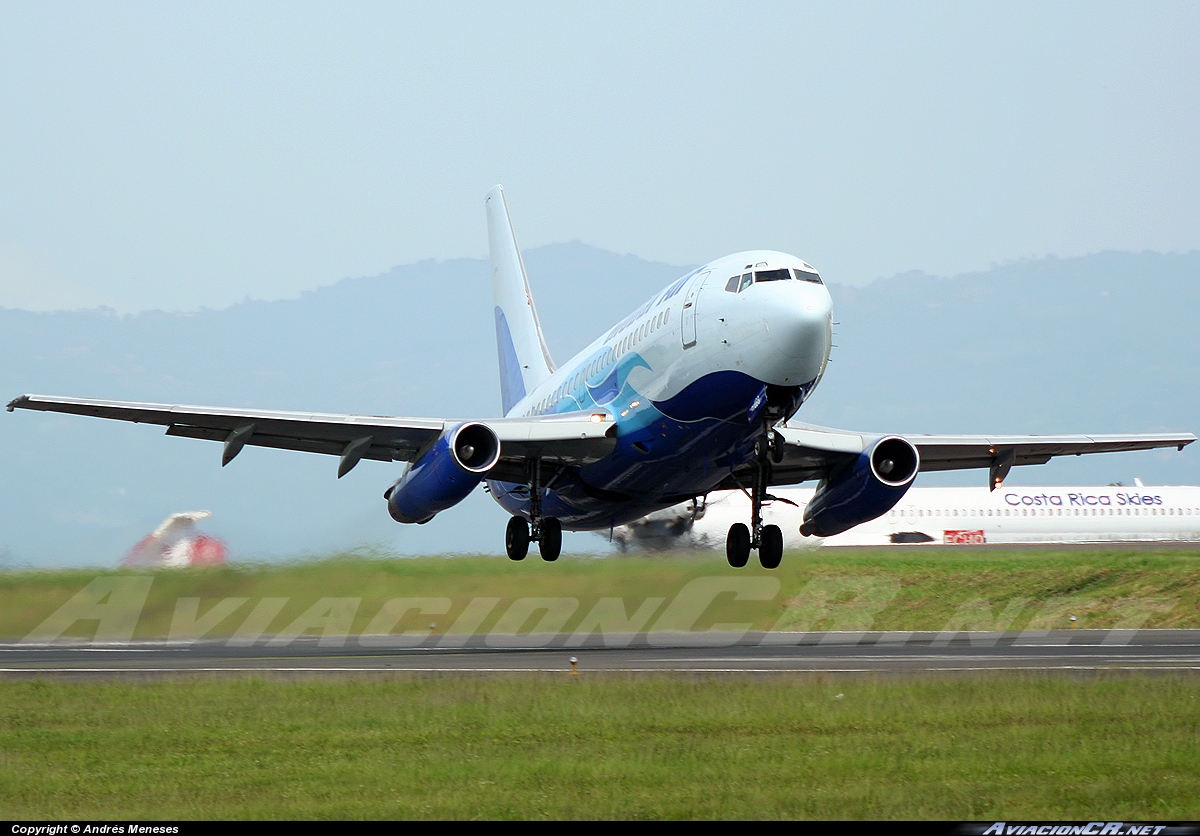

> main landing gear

[
  {"left": 505, "top": 515, "right": 562, "bottom": 562},
  {"left": 726, "top": 428, "right": 786, "bottom": 570},
  {"left": 505, "top": 459, "right": 563, "bottom": 562}
]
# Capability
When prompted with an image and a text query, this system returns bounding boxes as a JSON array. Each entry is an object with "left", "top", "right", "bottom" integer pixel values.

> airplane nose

[{"left": 765, "top": 282, "right": 833, "bottom": 361}]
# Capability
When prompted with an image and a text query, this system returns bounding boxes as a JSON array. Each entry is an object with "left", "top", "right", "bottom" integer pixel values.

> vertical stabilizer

[{"left": 487, "top": 185, "right": 556, "bottom": 415}]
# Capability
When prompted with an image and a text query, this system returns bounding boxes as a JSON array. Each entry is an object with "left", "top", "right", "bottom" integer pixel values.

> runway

[{"left": 3, "top": 629, "right": 1200, "bottom": 678}]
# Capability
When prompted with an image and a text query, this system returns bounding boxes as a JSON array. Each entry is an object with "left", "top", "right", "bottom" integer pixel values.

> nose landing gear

[{"left": 726, "top": 428, "right": 786, "bottom": 569}]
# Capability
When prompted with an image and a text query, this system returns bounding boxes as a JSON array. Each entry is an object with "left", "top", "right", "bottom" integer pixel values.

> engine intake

[
  {"left": 386, "top": 422, "right": 501, "bottom": 524},
  {"left": 800, "top": 436, "right": 919, "bottom": 538}
]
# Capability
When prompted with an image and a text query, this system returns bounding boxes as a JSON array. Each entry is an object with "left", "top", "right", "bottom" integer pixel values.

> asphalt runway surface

[{"left": 2, "top": 630, "right": 1200, "bottom": 678}]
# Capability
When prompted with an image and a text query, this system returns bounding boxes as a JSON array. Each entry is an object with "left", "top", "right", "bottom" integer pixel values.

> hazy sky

[{"left": 1, "top": 2, "right": 1197, "bottom": 312}]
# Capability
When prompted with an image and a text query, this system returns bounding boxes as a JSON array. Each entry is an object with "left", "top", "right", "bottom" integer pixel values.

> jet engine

[
  {"left": 385, "top": 422, "right": 502, "bottom": 524},
  {"left": 799, "top": 436, "right": 919, "bottom": 537}
]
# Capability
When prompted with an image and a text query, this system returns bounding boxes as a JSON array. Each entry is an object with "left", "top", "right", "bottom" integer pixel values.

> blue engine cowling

[
  {"left": 799, "top": 436, "right": 920, "bottom": 537},
  {"left": 385, "top": 422, "right": 502, "bottom": 524}
]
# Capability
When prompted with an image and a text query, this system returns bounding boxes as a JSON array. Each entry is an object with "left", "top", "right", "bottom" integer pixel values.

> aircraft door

[{"left": 681, "top": 271, "right": 710, "bottom": 349}]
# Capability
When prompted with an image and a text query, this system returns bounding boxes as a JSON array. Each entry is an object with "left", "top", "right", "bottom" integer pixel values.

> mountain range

[{"left": 2, "top": 244, "right": 1196, "bottom": 566}]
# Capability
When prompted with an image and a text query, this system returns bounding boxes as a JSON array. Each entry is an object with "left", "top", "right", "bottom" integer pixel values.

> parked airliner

[
  {"left": 7, "top": 186, "right": 1195, "bottom": 567},
  {"left": 120, "top": 511, "right": 228, "bottom": 568},
  {"left": 612, "top": 483, "right": 1200, "bottom": 549}
]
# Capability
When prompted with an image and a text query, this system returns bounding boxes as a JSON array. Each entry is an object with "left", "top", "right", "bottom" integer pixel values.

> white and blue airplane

[{"left": 7, "top": 186, "right": 1195, "bottom": 567}]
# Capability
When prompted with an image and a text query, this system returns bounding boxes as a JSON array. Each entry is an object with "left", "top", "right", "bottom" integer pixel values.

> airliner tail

[{"left": 486, "top": 185, "right": 556, "bottom": 415}]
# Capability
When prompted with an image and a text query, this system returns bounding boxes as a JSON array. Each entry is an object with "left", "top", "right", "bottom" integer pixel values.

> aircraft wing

[
  {"left": 6, "top": 394, "right": 616, "bottom": 479},
  {"left": 721, "top": 422, "right": 1196, "bottom": 490}
]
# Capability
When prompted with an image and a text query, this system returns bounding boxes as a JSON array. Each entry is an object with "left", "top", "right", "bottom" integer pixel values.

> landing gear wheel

[
  {"left": 505, "top": 516, "right": 529, "bottom": 561},
  {"left": 759, "top": 524, "right": 783, "bottom": 569},
  {"left": 726, "top": 523, "right": 751, "bottom": 568},
  {"left": 539, "top": 517, "right": 562, "bottom": 562}
]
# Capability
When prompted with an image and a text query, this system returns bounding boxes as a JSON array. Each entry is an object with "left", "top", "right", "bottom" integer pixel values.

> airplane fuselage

[
  {"left": 620, "top": 484, "right": 1200, "bottom": 548},
  {"left": 487, "top": 250, "right": 834, "bottom": 529}
]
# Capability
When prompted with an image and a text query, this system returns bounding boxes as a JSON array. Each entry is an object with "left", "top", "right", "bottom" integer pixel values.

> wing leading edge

[
  {"left": 8, "top": 394, "right": 1193, "bottom": 491},
  {"left": 725, "top": 422, "right": 1196, "bottom": 490},
  {"left": 6, "top": 394, "right": 616, "bottom": 479}
]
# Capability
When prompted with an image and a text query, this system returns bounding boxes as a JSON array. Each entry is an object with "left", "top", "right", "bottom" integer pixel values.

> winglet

[
  {"left": 6, "top": 395, "right": 28, "bottom": 412},
  {"left": 486, "top": 185, "right": 556, "bottom": 416}
]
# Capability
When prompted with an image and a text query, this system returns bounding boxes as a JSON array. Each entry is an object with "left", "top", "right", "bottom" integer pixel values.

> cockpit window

[
  {"left": 754, "top": 268, "right": 791, "bottom": 282},
  {"left": 794, "top": 268, "right": 823, "bottom": 284},
  {"left": 738, "top": 272, "right": 753, "bottom": 292},
  {"left": 725, "top": 276, "right": 740, "bottom": 293}
]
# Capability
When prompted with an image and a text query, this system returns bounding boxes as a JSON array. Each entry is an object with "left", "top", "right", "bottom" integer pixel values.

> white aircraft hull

[{"left": 618, "top": 485, "right": 1200, "bottom": 549}]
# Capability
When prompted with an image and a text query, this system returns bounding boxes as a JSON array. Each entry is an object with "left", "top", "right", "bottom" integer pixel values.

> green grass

[
  {"left": 2, "top": 547, "right": 1199, "bottom": 640},
  {"left": 0, "top": 674, "right": 1197, "bottom": 819}
]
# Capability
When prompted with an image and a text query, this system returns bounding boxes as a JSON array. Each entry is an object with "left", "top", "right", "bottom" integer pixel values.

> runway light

[{"left": 569, "top": 656, "right": 578, "bottom": 675}]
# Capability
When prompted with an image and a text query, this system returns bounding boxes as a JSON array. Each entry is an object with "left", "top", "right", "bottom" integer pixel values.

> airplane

[
  {"left": 611, "top": 482, "right": 1200, "bottom": 550},
  {"left": 120, "top": 510, "right": 229, "bottom": 568},
  {"left": 6, "top": 186, "right": 1195, "bottom": 568}
]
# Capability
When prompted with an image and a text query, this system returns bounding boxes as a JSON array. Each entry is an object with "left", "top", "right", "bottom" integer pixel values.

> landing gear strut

[
  {"left": 726, "top": 427, "right": 785, "bottom": 569},
  {"left": 505, "top": 459, "right": 563, "bottom": 562}
]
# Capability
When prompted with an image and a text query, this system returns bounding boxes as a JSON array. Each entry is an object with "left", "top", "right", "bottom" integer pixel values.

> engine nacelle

[
  {"left": 385, "top": 422, "right": 501, "bottom": 524},
  {"left": 799, "top": 436, "right": 919, "bottom": 537}
]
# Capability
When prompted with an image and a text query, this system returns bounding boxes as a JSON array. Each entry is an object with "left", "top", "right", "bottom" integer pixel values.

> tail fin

[{"left": 486, "top": 185, "right": 556, "bottom": 415}]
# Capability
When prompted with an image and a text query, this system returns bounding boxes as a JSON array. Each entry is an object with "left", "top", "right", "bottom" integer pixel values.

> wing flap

[
  {"left": 163, "top": 425, "right": 408, "bottom": 462},
  {"left": 10, "top": 394, "right": 444, "bottom": 463},
  {"left": 911, "top": 433, "right": 1196, "bottom": 473},
  {"left": 8, "top": 394, "right": 618, "bottom": 479},
  {"left": 485, "top": 411, "right": 619, "bottom": 482},
  {"left": 776, "top": 425, "right": 867, "bottom": 456}
]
